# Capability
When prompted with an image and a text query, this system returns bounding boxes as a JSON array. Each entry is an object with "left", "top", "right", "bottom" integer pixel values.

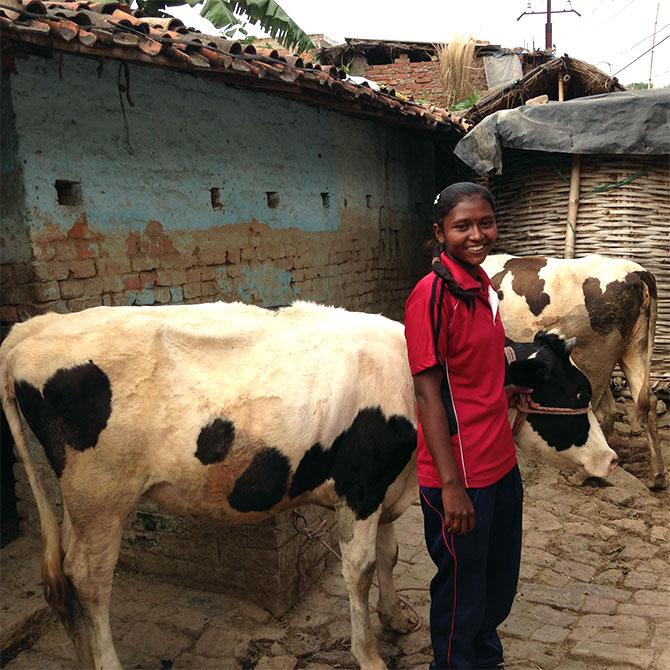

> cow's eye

[{"left": 577, "top": 391, "right": 590, "bottom": 403}]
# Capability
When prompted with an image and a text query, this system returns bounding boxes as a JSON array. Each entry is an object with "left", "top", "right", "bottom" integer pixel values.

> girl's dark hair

[
  {"left": 432, "top": 182, "right": 496, "bottom": 227},
  {"left": 430, "top": 182, "right": 496, "bottom": 312}
]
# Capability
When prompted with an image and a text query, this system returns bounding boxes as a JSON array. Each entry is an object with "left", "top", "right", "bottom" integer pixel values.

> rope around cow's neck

[{"left": 503, "top": 346, "right": 591, "bottom": 436}]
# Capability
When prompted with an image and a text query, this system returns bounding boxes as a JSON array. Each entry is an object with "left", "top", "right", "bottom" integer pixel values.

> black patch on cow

[
  {"left": 490, "top": 269, "right": 507, "bottom": 292},
  {"left": 228, "top": 448, "right": 291, "bottom": 512},
  {"left": 582, "top": 274, "right": 646, "bottom": 338},
  {"left": 15, "top": 381, "right": 67, "bottom": 477},
  {"left": 195, "top": 419, "right": 235, "bottom": 465},
  {"left": 504, "top": 257, "right": 550, "bottom": 316},
  {"left": 289, "top": 442, "right": 335, "bottom": 498},
  {"left": 527, "top": 414, "right": 590, "bottom": 451},
  {"left": 14, "top": 363, "right": 112, "bottom": 477},
  {"left": 288, "top": 407, "right": 417, "bottom": 520}
]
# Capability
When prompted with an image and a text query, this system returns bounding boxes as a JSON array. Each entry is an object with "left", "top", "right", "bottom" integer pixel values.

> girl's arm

[{"left": 414, "top": 366, "right": 475, "bottom": 535}]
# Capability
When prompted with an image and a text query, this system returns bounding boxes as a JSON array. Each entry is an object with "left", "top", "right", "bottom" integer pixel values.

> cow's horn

[{"left": 564, "top": 337, "right": 577, "bottom": 354}]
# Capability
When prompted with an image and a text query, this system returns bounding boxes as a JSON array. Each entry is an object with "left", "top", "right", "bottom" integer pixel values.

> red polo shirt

[{"left": 404, "top": 253, "right": 516, "bottom": 489}]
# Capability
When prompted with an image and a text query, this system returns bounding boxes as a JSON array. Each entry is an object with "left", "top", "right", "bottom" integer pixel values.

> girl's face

[{"left": 434, "top": 195, "right": 497, "bottom": 272}]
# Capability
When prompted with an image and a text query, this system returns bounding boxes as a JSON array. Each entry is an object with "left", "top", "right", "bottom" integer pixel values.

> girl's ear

[{"left": 433, "top": 222, "right": 445, "bottom": 245}]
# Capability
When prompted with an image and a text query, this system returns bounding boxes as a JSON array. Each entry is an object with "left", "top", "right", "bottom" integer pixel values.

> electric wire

[
  {"left": 617, "top": 22, "right": 670, "bottom": 55},
  {"left": 613, "top": 32, "right": 670, "bottom": 75},
  {"left": 603, "top": 0, "right": 636, "bottom": 25}
]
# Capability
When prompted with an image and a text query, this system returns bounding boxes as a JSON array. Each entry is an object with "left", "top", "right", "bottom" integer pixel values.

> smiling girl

[{"left": 404, "top": 182, "right": 524, "bottom": 670}]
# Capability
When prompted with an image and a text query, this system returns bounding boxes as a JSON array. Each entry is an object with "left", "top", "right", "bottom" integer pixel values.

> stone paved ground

[{"left": 3, "top": 440, "right": 669, "bottom": 670}]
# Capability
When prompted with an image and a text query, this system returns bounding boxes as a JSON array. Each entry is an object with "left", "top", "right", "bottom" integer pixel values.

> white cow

[
  {"left": 0, "top": 301, "right": 617, "bottom": 669},
  {"left": 483, "top": 254, "right": 664, "bottom": 489}
]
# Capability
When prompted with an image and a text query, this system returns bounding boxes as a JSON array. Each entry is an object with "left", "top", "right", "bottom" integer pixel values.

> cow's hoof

[
  {"left": 650, "top": 473, "right": 667, "bottom": 490},
  {"left": 359, "top": 658, "right": 387, "bottom": 670},
  {"left": 378, "top": 605, "right": 420, "bottom": 634}
]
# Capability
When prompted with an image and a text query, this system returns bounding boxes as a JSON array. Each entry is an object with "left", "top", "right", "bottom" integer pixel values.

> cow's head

[{"left": 506, "top": 332, "right": 618, "bottom": 479}]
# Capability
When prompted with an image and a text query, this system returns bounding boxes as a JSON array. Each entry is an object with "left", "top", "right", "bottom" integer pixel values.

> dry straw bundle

[{"left": 435, "top": 36, "right": 476, "bottom": 109}]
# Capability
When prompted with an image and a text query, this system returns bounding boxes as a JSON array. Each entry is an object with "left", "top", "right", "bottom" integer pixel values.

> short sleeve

[{"left": 404, "top": 277, "right": 446, "bottom": 376}]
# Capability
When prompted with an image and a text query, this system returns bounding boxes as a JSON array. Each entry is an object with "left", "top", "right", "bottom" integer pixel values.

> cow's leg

[
  {"left": 61, "top": 499, "right": 134, "bottom": 669},
  {"left": 375, "top": 520, "right": 417, "bottom": 634},
  {"left": 593, "top": 387, "right": 616, "bottom": 440},
  {"left": 338, "top": 504, "right": 385, "bottom": 670},
  {"left": 620, "top": 353, "right": 666, "bottom": 489}
]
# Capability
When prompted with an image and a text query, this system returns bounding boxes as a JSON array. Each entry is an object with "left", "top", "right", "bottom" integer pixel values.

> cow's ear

[{"left": 509, "top": 358, "right": 550, "bottom": 389}]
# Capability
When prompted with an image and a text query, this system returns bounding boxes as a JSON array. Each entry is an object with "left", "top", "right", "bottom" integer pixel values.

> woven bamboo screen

[{"left": 490, "top": 150, "right": 670, "bottom": 387}]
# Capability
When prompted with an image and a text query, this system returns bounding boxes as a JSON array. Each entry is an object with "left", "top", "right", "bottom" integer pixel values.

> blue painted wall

[{"left": 3, "top": 53, "right": 436, "bottom": 315}]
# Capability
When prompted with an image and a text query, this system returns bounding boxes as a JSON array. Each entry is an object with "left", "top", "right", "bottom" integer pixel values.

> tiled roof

[{"left": 0, "top": 1, "right": 470, "bottom": 136}]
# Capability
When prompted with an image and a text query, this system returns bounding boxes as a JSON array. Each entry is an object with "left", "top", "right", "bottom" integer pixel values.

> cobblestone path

[{"left": 4, "top": 446, "right": 669, "bottom": 670}]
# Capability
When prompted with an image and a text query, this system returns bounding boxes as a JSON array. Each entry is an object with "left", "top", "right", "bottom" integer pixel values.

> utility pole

[
  {"left": 648, "top": 1, "right": 660, "bottom": 89},
  {"left": 517, "top": 0, "right": 581, "bottom": 51}
]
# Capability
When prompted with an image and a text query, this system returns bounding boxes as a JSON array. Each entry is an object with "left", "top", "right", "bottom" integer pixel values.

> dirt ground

[{"left": 2, "top": 413, "right": 669, "bottom": 670}]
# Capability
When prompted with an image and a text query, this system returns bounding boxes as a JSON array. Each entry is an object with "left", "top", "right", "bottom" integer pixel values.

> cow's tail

[
  {"left": 643, "top": 272, "right": 658, "bottom": 393},
  {"left": 0, "top": 365, "right": 76, "bottom": 631}
]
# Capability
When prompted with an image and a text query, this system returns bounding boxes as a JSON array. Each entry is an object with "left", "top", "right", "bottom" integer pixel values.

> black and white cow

[
  {"left": 0, "top": 301, "right": 617, "bottom": 670},
  {"left": 483, "top": 254, "right": 664, "bottom": 489}
]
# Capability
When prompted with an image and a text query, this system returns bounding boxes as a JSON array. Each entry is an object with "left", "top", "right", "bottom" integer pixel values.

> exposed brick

[
  {"left": 186, "top": 268, "right": 202, "bottom": 283},
  {"left": 159, "top": 254, "right": 185, "bottom": 269},
  {"left": 53, "top": 241, "right": 78, "bottom": 261},
  {"left": 65, "top": 259, "right": 96, "bottom": 279},
  {"left": 0, "top": 305, "right": 19, "bottom": 322},
  {"left": 201, "top": 281, "right": 218, "bottom": 298},
  {"left": 156, "top": 269, "right": 186, "bottom": 286},
  {"left": 32, "top": 243, "right": 56, "bottom": 262},
  {"left": 131, "top": 256, "right": 158, "bottom": 272},
  {"left": 153, "top": 287, "right": 171, "bottom": 304},
  {"left": 13, "top": 263, "right": 35, "bottom": 285},
  {"left": 3, "top": 284, "right": 33, "bottom": 304},
  {"left": 32, "top": 281, "right": 61, "bottom": 302},
  {"left": 132, "top": 289, "right": 156, "bottom": 305},
  {"left": 101, "top": 275, "right": 125, "bottom": 293},
  {"left": 169, "top": 286, "right": 184, "bottom": 303},
  {"left": 200, "top": 267, "right": 216, "bottom": 282},
  {"left": 0, "top": 264, "right": 13, "bottom": 285},
  {"left": 183, "top": 282, "right": 203, "bottom": 299},
  {"left": 75, "top": 240, "right": 99, "bottom": 259},
  {"left": 123, "top": 275, "right": 142, "bottom": 291},
  {"left": 96, "top": 257, "right": 132, "bottom": 275},
  {"left": 140, "top": 271, "right": 159, "bottom": 288},
  {"left": 32, "top": 260, "right": 69, "bottom": 282},
  {"left": 66, "top": 296, "right": 102, "bottom": 312}
]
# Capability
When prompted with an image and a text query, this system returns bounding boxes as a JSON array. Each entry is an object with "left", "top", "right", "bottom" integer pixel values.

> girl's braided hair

[{"left": 431, "top": 182, "right": 496, "bottom": 310}]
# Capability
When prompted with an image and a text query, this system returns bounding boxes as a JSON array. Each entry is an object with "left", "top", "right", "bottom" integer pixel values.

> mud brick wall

[
  {"left": 2, "top": 53, "right": 438, "bottom": 610},
  {"left": 365, "top": 53, "right": 488, "bottom": 106},
  {"left": 1, "top": 56, "right": 436, "bottom": 324}
]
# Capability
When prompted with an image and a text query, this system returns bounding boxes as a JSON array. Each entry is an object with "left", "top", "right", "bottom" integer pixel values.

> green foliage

[
  {"left": 134, "top": 0, "right": 314, "bottom": 52},
  {"left": 626, "top": 82, "right": 652, "bottom": 90},
  {"left": 448, "top": 90, "right": 480, "bottom": 111}
]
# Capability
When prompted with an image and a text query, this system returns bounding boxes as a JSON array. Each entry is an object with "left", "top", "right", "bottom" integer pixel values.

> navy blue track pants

[{"left": 420, "top": 465, "right": 523, "bottom": 670}]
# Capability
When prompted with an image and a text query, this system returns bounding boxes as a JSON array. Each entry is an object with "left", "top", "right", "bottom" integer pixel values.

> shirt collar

[{"left": 439, "top": 252, "right": 491, "bottom": 293}]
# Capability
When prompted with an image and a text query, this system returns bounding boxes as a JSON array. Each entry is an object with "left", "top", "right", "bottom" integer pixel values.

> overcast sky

[{"left": 168, "top": 0, "right": 669, "bottom": 87}]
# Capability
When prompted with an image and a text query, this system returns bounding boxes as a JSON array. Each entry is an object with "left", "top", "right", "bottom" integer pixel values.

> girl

[{"left": 404, "top": 182, "right": 524, "bottom": 670}]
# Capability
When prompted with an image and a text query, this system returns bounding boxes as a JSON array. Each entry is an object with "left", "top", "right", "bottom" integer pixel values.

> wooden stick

[{"left": 564, "top": 154, "right": 581, "bottom": 258}]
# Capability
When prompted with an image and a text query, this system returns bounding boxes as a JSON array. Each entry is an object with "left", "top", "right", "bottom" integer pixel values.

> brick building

[
  {"left": 318, "top": 38, "right": 553, "bottom": 106},
  {"left": 1, "top": 3, "right": 467, "bottom": 613}
]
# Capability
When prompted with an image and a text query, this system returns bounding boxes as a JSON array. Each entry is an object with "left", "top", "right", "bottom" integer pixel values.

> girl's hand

[
  {"left": 504, "top": 384, "right": 532, "bottom": 401},
  {"left": 441, "top": 482, "right": 476, "bottom": 535}
]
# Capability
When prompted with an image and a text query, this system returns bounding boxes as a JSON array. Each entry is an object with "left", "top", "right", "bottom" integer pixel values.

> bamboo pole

[{"left": 564, "top": 155, "right": 581, "bottom": 258}]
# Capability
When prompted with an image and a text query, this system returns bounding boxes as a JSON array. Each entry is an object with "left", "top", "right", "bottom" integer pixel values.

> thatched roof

[{"left": 464, "top": 55, "right": 625, "bottom": 125}]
